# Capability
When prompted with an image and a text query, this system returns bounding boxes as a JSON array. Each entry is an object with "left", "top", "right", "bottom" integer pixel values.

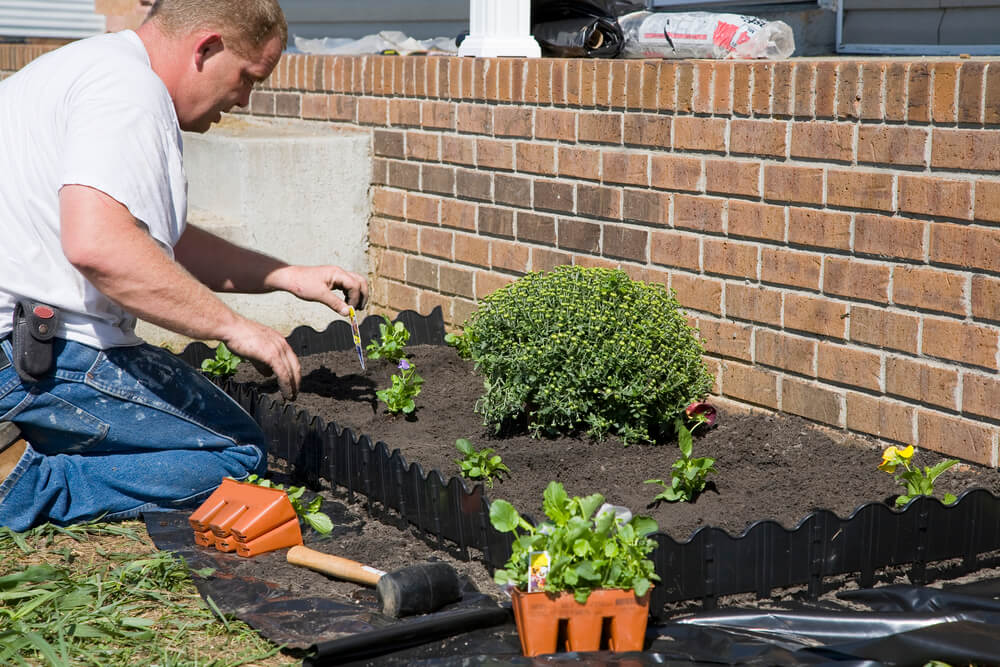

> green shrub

[{"left": 461, "top": 265, "right": 713, "bottom": 445}]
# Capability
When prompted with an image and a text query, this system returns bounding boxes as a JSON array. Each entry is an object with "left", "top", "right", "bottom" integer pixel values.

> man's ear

[{"left": 193, "top": 32, "right": 224, "bottom": 71}]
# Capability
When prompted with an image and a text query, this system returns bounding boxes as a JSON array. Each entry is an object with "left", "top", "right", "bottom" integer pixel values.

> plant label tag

[
  {"left": 348, "top": 306, "right": 366, "bottom": 371},
  {"left": 528, "top": 550, "right": 550, "bottom": 592}
]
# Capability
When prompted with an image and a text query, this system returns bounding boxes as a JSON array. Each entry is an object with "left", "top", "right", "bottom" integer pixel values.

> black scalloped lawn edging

[{"left": 178, "top": 307, "right": 1000, "bottom": 616}]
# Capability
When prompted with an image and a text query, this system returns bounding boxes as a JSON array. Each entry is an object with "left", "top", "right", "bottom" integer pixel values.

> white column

[{"left": 458, "top": 0, "right": 541, "bottom": 58}]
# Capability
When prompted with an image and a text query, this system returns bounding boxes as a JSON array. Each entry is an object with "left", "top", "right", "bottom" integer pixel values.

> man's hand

[
  {"left": 222, "top": 319, "right": 301, "bottom": 400},
  {"left": 270, "top": 265, "right": 369, "bottom": 317}
]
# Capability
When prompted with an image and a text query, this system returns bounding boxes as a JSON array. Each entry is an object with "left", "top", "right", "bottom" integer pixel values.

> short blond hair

[{"left": 145, "top": 0, "right": 287, "bottom": 57}]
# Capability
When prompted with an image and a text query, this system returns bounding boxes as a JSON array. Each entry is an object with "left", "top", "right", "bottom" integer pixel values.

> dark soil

[{"left": 235, "top": 344, "right": 1000, "bottom": 540}]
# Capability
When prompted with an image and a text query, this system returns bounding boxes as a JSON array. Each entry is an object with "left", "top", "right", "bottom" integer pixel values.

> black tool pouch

[{"left": 12, "top": 300, "right": 60, "bottom": 383}]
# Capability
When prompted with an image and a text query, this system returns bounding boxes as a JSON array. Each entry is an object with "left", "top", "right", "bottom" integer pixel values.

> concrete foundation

[{"left": 137, "top": 115, "right": 372, "bottom": 350}]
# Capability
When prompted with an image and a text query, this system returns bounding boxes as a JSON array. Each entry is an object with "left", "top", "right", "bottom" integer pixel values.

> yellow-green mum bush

[{"left": 457, "top": 266, "right": 714, "bottom": 445}]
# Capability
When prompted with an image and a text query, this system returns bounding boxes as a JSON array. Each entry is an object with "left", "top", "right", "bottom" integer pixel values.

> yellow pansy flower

[{"left": 878, "top": 445, "right": 914, "bottom": 473}]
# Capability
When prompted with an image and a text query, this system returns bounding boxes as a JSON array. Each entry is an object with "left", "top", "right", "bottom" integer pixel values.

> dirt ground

[{"left": 234, "top": 344, "right": 1000, "bottom": 543}]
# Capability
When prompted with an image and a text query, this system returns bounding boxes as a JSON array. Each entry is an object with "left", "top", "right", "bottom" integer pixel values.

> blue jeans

[{"left": 0, "top": 337, "right": 267, "bottom": 532}]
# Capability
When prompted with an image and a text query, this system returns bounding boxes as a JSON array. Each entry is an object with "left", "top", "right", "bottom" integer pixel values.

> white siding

[
  {"left": 0, "top": 0, "right": 104, "bottom": 39},
  {"left": 280, "top": 0, "right": 469, "bottom": 40}
]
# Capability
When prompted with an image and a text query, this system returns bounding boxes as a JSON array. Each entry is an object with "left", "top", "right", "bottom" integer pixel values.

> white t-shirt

[{"left": 0, "top": 30, "right": 187, "bottom": 348}]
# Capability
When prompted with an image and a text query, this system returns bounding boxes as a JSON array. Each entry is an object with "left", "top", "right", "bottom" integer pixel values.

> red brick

[
  {"left": 692, "top": 62, "right": 714, "bottom": 115},
  {"left": 987, "top": 62, "right": 1000, "bottom": 125},
  {"left": 676, "top": 62, "right": 694, "bottom": 113},
  {"left": 478, "top": 206, "right": 514, "bottom": 238},
  {"left": 623, "top": 189, "right": 669, "bottom": 226},
  {"left": 930, "top": 222, "right": 1000, "bottom": 274},
  {"left": 494, "top": 107, "right": 533, "bottom": 138},
  {"left": 898, "top": 175, "right": 972, "bottom": 221},
  {"left": 703, "top": 239, "right": 758, "bottom": 280},
  {"left": 455, "top": 169, "right": 492, "bottom": 202},
  {"left": 704, "top": 159, "right": 759, "bottom": 198},
  {"left": 624, "top": 60, "right": 642, "bottom": 110},
  {"left": 531, "top": 247, "right": 574, "bottom": 273},
  {"left": 578, "top": 111, "right": 622, "bottom": 144},
  {"left": 726, "top": 283, "right": 782, "bottom": 326},
  {"left": 714, "top": 62, "right": 733, "bottom": 115},
  {"left": 782, "top": 377, "right": 842, "bottom": 426},
  {"left": 732, "top": 63, "right": 750, "bottom": 115},
  {"left": 792, "top": 62, "right": 814, "bottom": 118},
  {"left": 673, "top": 116, "right": 727, "bottom": 153},
  {"left": 441, "top": 135, "right": 475, "bottom": 166},
  {"left": 858, "top": 125, "right": 928, "bottom": 167},
  {"left": 385, "top": 220, "right": 419, "bottom": 252},
  {"left": 971, "top": 274, "right": 1000, "bottom": 323},
  {"left": 784, "top": 293, "right": 848, "bottom": 339},
  {"left": 407, "top": 256, "right": 440, "bottom": 291},
  {"left": 751, "top": 62, "right": 773, "bottom": 116},
  {"left": 855, "top": 214, "right": 925, "bottom": 262},
  {"left": 372, "top": 188, "right": 404, "bottom": 218},
  {"left": 656, "top": 61, "right": 676, "bottom": 111},
  {"left": 923, "top": 317, "right": 998, "bottom": 370},
  {"left": 963, "top": 372, "right": 1000, "bottom": 421},
  {"left": 301, "top": 93, "right": 329, "bottom": 120},
  {"left": 535, "top": 108, "right": 576, "bottom": 142},
  {"left": 558, "top": 218, "right": 601, "bottom": 253},
  {"left": 389, "top": 98, "right": 421, "bottom": 126},
  {"left": 860, "top": 62, "right": 886, "bottom": 121},
  {"left": 491, "top": 239, "right": 530, "bottom": 273},
  {"left": 837, "top": 63, "right": 860, "bottom": 120},
  {"left": 602, "top": 151, "right": 648, "bottom": 187},
  {"left": 405, "top": 132, "right": 440, "bottom": 161},
  {"left": 790, "top": 122, "right": 854, "bottom": 163},
  {"left": 623, "top": 114, "right": 671, "bottom": 148},
  {"left": 814, "top": 62, "right": 837, "bottom": 119},
  {"left": 590, "top": 60, "right": 607, "bottom": 108},
  {"left": 494, "top": 174, "right": 531, "bottom": 207},
  {"left": 650, "top": 230, "right": 700, "bottom": 272},
  {"left": 697, "top": 319, "right": 753, "bottom": 361},
  {"left": 931, "top": 62, "right": 959, "bottom": 124},
  {"left": 849, "top": 306, "right": 919, "bottom": 355},
  {"left": 356, "top": 97, "right": 386, "bottom": 125},
  {"left": 476, "top": 138, "right": 514, "bottom": 170},
  {"left": 884, "top": 63, "right": 908, "bottom": 123},
  {"left": 421, "top": 165, "right": 455, "bottom": 195},
  {"left": 329, "top": 94, "right": 357, "bottom": 121},
  {"left": 373, "top": 129, "right": 406, "bottom": 158},
  {"left": 824, "top": 256, "right": 890, "bottom": 303},
  {"left": 932, "top": 129, "right": 1000, "bottom": 173},
  {"left": 907, "top": 63, "right": 931, "bottom": 123},
  {"left": 375, "top": 249, "right": 405, "bottom": 282},
  {"left": 916, "top": 411, "right": 993, "bottom": 465},
  {"left": 846, "top": 393, "right": 914, "bottom": 444},
  {"left": 441, "top": 200, "right": 476, "bottom": 231},
  {"left": 788, "top": 208, "right": 851, "bottom": 251},
  {"left": 557, "top": 146, "right": 601, "bottom": 181},
  {"left": 516, "top": 143, "right": 556, "bottom": 175},
  {"left": 578, "top": 60, "right": 596, "bottom": 107},
  {"left": 674, "top": 195, "right": 725, "bottom": 234},
  {"left": 603, "top": 225, "right": 648, "bottom": 262},
  {"left": 975, "top": 179, "right": 1000, "bottom": 224},
  {"left": 406, "top": 193, "right": 439, "bottom": 224},
  {"left": 388, "top": 160, "right": 418, "bottom": 190},
  {"left": 762, "top": 247, "right": 822, "bottom": 291},
  {"left": 385, "top": 282, "right": 419, "bottom": 314},
  {"left": 721, "top": 361, "right": 778, "bottom": 409},
  {"left": 886, "top": 356, "right": 958, "bottom": 410},
  {"left": 893, "top": 266, "right": 966, "bottom": 316},
  {"left": 456, "top": 104, "right": 492, "bottom": 134},
  {"left": 728, "top": 201, "right": 784, "bottom": 242},
  {"left": 577, "top": 184, "right": 622, "bottom": 220},
  {"left": 756, "top": 329, "right": 815, "bottom": 377},
  {"left": 671, "top": 273, "right": 723, "bottom": 316},
  {"left": 771, "top": 61, "right": 793, "bottom": 116},
  {"left": 650, "top": 155, "right": 702, "bottom": 192},
  {"left": 440, "top": 264, "right": 475, "bottom": 298},
  {"left": 454, "top": 233, "right": 490, "bottom": 266},
  {"left": 516, "top": 212, "right": 557, "bottom": 245},
  {"left": 817, "top": 342, "right": 882, "bottom": 392},
  {"left": 535, "top": 180, "right": 575, "bottom": 214},
  {"left": 610, "top": 60, "right": 627, "bottom": 109},
  {"left": 826, "top": 169, "right": 895, "bottom": 213},
  {"left": 764, "top": 165, "right": 824, "bottom": 206},
  {"left": 476, "top": 271, "right": 516, "bottom": 299}
]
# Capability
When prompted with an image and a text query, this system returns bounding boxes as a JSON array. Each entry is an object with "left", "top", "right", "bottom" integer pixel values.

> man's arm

[
  {"left": 59, "top": 184, "right": 301, "bottom": 398},
  {"left": 173, "top": 224, "right": 368, "bottom": 316}
]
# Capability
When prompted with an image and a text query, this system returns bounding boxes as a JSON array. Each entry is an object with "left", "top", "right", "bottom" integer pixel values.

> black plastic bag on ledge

[{"left": 531, "top": 0, "right": 644, "bottom": 58}]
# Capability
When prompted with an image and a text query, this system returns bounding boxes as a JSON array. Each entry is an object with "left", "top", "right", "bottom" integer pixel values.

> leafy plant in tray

[
  {"left": 878, "top": 445, "right": 959, "bottom": 507},
  {"left": 242, "top": 473, "right": 333, "bottom": 534},
  {"left": 376, "top": 358, "right": 424, "bottom": 414},
  {"left": 454, "top": 437, "right": 510, "bottom": 488},
  {"left": 457, "top": 265, "right": 713, "bottom": 444}
]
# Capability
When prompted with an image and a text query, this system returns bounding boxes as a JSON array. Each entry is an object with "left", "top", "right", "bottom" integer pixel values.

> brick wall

[{"left": 4, "top": 44, "right": 1000, "bottom": 466}]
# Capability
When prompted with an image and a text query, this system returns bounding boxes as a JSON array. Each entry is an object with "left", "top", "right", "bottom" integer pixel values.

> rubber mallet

[{"left": 286, "top": 545, "right": 462, "bottom": 617}]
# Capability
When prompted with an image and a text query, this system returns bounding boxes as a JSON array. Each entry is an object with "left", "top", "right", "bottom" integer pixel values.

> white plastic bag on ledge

[{"left": 617, "top": 11, "right": 795, "bottom": 59}]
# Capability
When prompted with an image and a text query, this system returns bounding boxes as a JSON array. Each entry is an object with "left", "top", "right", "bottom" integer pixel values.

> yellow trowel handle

[{"left": 286, "top": 545, "right": 387, "bottom": 586}]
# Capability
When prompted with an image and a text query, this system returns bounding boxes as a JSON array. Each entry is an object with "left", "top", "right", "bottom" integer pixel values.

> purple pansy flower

[{"left": 398, "top": 359, "right": 411, "bottom": 370}]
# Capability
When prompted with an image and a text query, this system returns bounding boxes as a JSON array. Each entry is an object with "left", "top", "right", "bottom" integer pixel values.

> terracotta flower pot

[{"left": 510, "top": 587, "right": 651, "bottom": 657}]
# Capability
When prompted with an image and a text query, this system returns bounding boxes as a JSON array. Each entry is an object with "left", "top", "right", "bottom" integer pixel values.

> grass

[{"left": 0, "top": 521, "right": 298, "bottom": 666}]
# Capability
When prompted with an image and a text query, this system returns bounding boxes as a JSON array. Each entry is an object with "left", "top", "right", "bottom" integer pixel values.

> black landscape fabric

[{"left": 530, "top": 0, "right": 644, "bottom": 57}]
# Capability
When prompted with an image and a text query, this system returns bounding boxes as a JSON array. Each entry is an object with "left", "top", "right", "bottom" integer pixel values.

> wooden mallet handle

[{"left": 286, "top": 545, "right": 386, "bottom": 586}]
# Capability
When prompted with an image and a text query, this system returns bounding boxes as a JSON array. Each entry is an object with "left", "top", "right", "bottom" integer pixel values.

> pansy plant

[
  {"left": 376, "top": 358, "right": 424, "bottom": 414},
  {"left": 879, "top": 445, "right": 959, "bottom": 507}
]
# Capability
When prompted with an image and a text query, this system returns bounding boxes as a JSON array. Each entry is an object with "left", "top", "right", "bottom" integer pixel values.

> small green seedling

[
  {"left": 243, "top": 474, "right": 333, "bottom": 534},
  {"left": 376, "top": 359, "right": 424, "bottom": 414},
  {"left": 366, "top": 315, "right": 410, "bottom": 364},
  {"left": 201, "top": 342, "right": 241, "bottom": 379},
  {"left": 444, "top": 330, "right": 472, "bottom": 360},
  {"left": 455, "top": 438, "right": 510, "bottom": 488},
  {"left": 645, "top": 418, "right": 717, "bottom": 503},
  {"left": 879, "top": 445, "right": 958, "bottom": 507}
]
